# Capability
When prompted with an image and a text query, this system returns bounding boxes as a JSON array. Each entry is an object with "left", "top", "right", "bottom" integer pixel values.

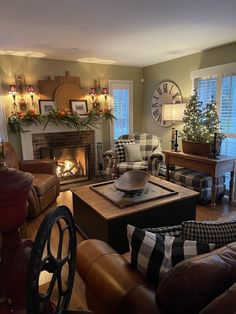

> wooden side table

[{"left": 163, "top": 150, "right": 236, "bottom": 208}]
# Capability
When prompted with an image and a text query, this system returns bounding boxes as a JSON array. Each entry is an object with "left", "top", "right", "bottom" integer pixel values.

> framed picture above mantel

[
  {"left": 39, "top": 99, "right": 56, "bottom": 114},
  {"left": 70, "top": 99, "right": 88, "bottom": 116},
  {"left": 38, "top": 72, "right": 82, "bottom": 111}
]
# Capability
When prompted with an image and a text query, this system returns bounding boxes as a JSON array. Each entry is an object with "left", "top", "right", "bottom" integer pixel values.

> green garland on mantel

[{"left": 8, "top": 108, "right": 115, "bottom": 133}]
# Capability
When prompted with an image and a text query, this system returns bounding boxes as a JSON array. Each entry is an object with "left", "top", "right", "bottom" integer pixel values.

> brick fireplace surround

[
  {"left": 33, "top": 131, "right": 95, "bottom": 178},
  {"left": 20, "top": 124, "right": 103, "bottom": 178}
]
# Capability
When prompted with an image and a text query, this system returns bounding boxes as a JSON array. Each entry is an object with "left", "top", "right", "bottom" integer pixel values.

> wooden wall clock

[{"left": 151, "top": 81, "right": 183, "bottom": 127}]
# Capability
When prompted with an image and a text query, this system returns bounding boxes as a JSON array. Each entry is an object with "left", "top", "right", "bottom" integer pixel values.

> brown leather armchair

[
  {"left": 3, "top": 141, "right": 60, "bottom": 218},
  {"left": 77, "top": 239, "right": 236, "bottom": 314}
]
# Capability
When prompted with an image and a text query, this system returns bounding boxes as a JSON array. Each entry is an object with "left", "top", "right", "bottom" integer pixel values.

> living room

[{"left": 1, "top": 1, "right": 236, "bottom": 313}]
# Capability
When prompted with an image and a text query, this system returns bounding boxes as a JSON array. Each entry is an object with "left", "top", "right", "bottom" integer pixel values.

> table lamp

[{"left": 162, "top": 103, "right": 186, "bottom": 152}]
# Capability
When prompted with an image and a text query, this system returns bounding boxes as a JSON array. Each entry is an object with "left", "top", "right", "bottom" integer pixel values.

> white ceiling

[{"left": 0, "top": 0, "right": 236, "bottom": 67}]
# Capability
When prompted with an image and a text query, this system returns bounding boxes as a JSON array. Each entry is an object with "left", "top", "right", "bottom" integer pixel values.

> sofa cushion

[
  {"left": 172, "top": 168, "right": 225, "bottom": 189},
  {"left": 200, "top": 282, "right": 236, "bottom": 314},
  {"left": 127, "top": 225, "right": 215, "bottom": 285},
  {"left": 144, "top": 225, "right": 182, "bottom": 237},
  {"left": 171, "top": 168, "right": 225, "bottom": 201},
  {"left": 182, "top": 220, "right": 236, "bottom": 247},
  {"left": 156, "top": 242, "right": 236, "bottom": 314},
  {"left": 117, "top": 161, "right": 148, "bottom": 174},
  {"left": 114, "top": 139, "right": 135, "bottom": 162},
  {"left": 123, "top": 143, "right": 142, "bottom": 162},
  {"left": 133, "top": 133, "right": 161, "bottom": 161},
  {"left": 33, "top": 173, "right": 58, "bottom": 196},
  {"left": 173, "top": 182, "right": 225, "bottom": 202}
]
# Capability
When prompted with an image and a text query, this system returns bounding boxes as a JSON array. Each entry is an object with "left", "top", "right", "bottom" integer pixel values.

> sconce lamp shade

[
  {"left": 102, "top": 88, "right": 109, "bottom": 95},
  {"left": 27, "top": 85, "right": 35, "bottom": 94},
  {"left": 162, "top": 103, "right": 186, "bottom": 121},
  {"left": 89, "top": 87, "right": 96, "bottom": 96},
  {"left": 9, "top": 85, "right": 17, "bottom": 95}
]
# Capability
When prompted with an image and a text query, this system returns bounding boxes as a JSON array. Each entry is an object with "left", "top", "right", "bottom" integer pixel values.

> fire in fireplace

[{"left": 40, "top": 145, "right": 90, "bottom": 184}]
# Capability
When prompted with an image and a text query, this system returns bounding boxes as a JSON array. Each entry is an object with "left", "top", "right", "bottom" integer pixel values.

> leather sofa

[
  {"left": 77, "top": 239, "right": 236, "bottom": 314},
  {"left": 3, "top": 141, "right": 60, "bottom": 218}
]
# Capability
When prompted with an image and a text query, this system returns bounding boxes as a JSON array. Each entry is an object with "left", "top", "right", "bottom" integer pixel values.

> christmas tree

[
  {"left": 181, "top": 89, "right": 205, "bottom": 142},
  {"left": 181, "top": 89, "right": 224, "bottom": 143},
  {"left": 203, "top": 96, "right": 224, "bottom": 142}
]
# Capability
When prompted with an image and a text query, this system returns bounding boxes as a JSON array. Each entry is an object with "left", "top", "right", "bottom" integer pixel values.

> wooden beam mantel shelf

[{"left": 8, "top": 109, "right": 114, "bottom": 134}]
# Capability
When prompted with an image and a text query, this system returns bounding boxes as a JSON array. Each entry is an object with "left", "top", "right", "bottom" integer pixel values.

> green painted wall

[
  {"left": 143, "top": 42, "right": 236, "bottom": 150},
  {"left": 0, "top": 55, "right": 143, "bottom": 157},
  {"left": 2, "top": 41, "right": 236, "bottom": 158}
]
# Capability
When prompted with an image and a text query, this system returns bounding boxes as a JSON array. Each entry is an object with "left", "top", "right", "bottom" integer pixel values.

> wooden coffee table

[{"left": 72, "top": 176, "right": 199, "bottom": 253}]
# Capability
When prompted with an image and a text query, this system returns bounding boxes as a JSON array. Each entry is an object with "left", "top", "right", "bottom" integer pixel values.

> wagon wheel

[{"left": 26, "top": 205, "right": 77, "bottom": 314}]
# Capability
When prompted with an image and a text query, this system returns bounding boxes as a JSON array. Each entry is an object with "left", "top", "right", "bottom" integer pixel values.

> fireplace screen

[{"left": 40, "top": 145, "right": 90, "bottom": 184}]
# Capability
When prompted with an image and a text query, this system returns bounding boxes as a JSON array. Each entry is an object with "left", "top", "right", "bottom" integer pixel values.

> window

[
  {"left": 192, "top": 63, "right": 236, "bottom": 191},
  {"left": 220, "top": 75, "right": 236, "bottom": 159},
  {"left": 108, "top": 80, "right": 133, "bottom": 144},
  {"left": 196, "top": 79, "right": 217, "bottom": 105},
  {"left": 220, "top": 76, "right": 236, "bottom": 135}
]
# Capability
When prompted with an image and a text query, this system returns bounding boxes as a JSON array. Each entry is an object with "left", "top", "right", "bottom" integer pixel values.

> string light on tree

[
  {"left": 181, "top": 89, "right": 205, "bottom": 142},
  {"left": 181, "top": 89, "right": 225, "bottom": 144},
  {"left": 203, "top": 95, "right": 224, "bottom": 142}
]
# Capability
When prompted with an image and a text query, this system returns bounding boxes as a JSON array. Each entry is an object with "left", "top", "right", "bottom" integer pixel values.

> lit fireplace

[
  {"left": 40, "top": 145, "right": 90, "bottom": 184},
  {"left": 57, "top": 158, "right": 83, "bottom": 178}
]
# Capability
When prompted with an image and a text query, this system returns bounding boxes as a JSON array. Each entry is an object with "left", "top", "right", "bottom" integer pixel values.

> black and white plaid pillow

[
  {"left": 182, "top": 220, "right": 236, "bottom": 247},
  {"left": 127, "top": 224, "right": 215, "bottom": 285},
  {"left": 114, "top": 139, "right": 135, "bottom": 162},
  {"left": 134, "top": 133, "right": 161, "bottom": 161},
  {"left": 144, "top": 225, "right": 183, "bottom": 237}
]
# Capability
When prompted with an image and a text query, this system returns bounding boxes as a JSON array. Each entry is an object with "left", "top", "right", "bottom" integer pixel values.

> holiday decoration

[
  {"left": 181, "top": 89, "right": 225, "bottom": 157},
  {"left": 181, "top": 89, "right": 225, "bottom": 143},
  {"left": 8, "top": 108, "right": 115, "bottom": 133},
  {"left": 203, "top": 96, "right": 225, "bottom": 142}
]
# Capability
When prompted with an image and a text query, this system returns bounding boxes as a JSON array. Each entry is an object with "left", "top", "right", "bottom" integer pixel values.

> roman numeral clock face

[{"left": 151, "top": 81, "right": 183, "bottom": 127}]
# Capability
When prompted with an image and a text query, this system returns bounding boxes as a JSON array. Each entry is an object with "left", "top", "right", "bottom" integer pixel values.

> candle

[{"left": 171, "top": 127, "right": 175, "bottom": 141}]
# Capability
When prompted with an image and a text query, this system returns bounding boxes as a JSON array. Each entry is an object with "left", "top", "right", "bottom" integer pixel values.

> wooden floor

[{"left": 25, "top": 189, "right": 236, "bottom": 311}]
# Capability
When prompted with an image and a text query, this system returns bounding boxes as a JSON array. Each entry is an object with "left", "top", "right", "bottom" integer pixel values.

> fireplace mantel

[{"left": 20, "top": 122, "right": 102, "bottom": 162}]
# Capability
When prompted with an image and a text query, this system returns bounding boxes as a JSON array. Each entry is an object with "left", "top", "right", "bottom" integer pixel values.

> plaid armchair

[{"left": 103, "top": 133, "right": 163, "bottom": 179}]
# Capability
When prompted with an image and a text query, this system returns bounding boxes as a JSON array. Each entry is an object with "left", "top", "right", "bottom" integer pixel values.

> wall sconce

[
  {"left": 9, "top": 74, "right": 36, "bottom": 111},
  {"left": 9, "top": 85, "right": 18, "bottom": 108},
  {"left": 89, "top": 87, "right": 96, "bottom": 105},
  {"left": 88, "top": 82, "right": 110, "bottom": 112},
  {"left": 102, "top": 88, "right": 109, "bottom": 109},
  {"left": 27, "top": 85, "right": 36, "bottom": 106}
]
